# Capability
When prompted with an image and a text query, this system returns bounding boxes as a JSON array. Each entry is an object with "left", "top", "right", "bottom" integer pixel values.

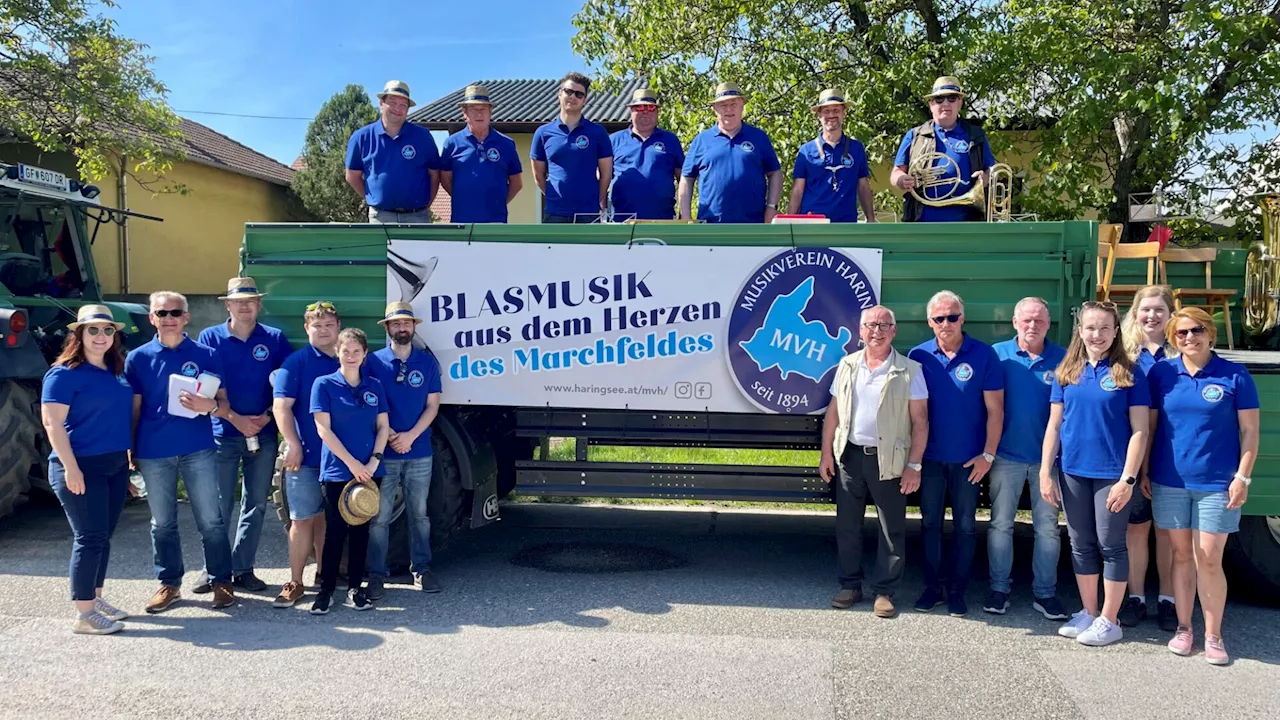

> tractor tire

[
  {"left": 270, "top": 440, "right": 291, "bottom": 533},
  {"left": 0, "top": 380, "right": 41, "bottom": 519},
  {"left": 427, "top": 432, "right": 466, "bottom": 552},
  {"left": 1226, "top": 515, "right": 1280, "bottom": 606}
]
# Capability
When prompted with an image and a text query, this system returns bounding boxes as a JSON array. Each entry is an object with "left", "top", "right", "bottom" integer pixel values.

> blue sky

[{"left": 109, "top": 0, "right": 591, "bottom": 165}]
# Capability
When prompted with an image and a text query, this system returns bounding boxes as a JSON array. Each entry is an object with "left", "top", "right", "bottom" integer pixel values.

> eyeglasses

[
  {"left": 153, "top": 309, "right": 184, "bottom": 318},
  {"left": 85, "top": 326, "right": 116, "bottom": 337},
  {"left": 561, "top": 87, "right": 587, "bottom": 99},
  {"left": 631, "top": 104, "right": 658, "bottom": 112},
  {"left": 930, "top": 314, "right": 962, "bottom": 325},
  {"left": 861, "top": 322, "right": 894, "bottom": 331},
  {"left": 931, "top": 94, "right": 961, "bottom": 105},
  {"left": 1174, "top": 325, "right": 1207, "bottom": 339},
  {"left": 306, "top": 301, "right": 335, "bottom": 312}
]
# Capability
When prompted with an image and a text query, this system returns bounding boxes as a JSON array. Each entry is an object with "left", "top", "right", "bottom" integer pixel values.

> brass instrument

[
  {"left": 986, "top": 163, "right": 1015, "bottom": 222},
  {"left": 906, "top": 152, "right": 1016, "bottom": 221},
  {"left": 1242, "top": 193, "right": 1280, "bottom": 336}
]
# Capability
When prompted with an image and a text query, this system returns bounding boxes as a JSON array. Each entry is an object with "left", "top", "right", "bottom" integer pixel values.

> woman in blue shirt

[
  {"left": 309, "top": 328, "right": 389, "bottom": 614},
  {"left": 1147, "top": 307, "right": 1260, "bottom": 665},
  {"left": 1040, "top": 301, "right": 1150, "bottom": 647},
  {"left": 1118, "top": 285, "right": 1177, "bottom": 630},
  {"left": 39, "top": 305, "right": 135, "bottom": 635}
]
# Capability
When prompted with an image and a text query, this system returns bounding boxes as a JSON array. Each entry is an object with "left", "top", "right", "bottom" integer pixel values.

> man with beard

[
  {"left": 365, "top": 303, "right": 443, "bottom": 596},
  {"left": 787, "top": 89, "right": 875, "bottom": 223},
  {"left": 346, "top": 80, "right": 440, "bottom": 223}
]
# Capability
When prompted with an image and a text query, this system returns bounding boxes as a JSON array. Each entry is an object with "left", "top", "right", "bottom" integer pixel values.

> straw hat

[
  {"left": 711, "top": 82, "right": 745, "bottom": 105},
  {"left": 810, "top": 88, "right": 853, "bottom": 111},
  {"left": 377, "top": 80, "right": 415, "bottom": 107},
  {"left": 376, "top": 301, "right": 423, "bottom": 326},
  {"left": 458, "top": 84, "right": 493, "bottom": 107},
  {"left": 627, "top": 88, "right": 660, "bottom": 106},
  {"left": 217, "top": 276, "right": 267, "bottom": 300},
  {"left": 338, "top": 479, "right": 380, "bottom": 526},
  {"left": 66, "top": 304, "right": 125, "bottom": 331},
  {"left": 924, "top": 76, "right": 966, "bottom": 99}
]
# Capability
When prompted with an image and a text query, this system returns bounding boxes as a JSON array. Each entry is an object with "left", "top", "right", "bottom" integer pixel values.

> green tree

[
  {"left": 1, "top": 0, "right": 183, "bottom": 181},
  {"left": 292, "top": 84, "right": 378, "bottom": 222},
  {"left": 572, "top": 0, "right": 1280, "bottom": 226}
]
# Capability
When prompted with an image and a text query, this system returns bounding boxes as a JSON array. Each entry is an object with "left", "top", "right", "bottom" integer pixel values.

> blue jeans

[
  {"left": 214, "top": 434, "right": 279, "bottom": 575},
  {"left": 49, "top": 452, "right": 130, "bottom": 601},
  {"left": 367, "top": 456, "right": 433, "bottom": 578},
  {"left": 987, "top": 457, "right": 1061, "bottom": 598},
  {"left": 137, "top": 448, "right": 231, "bottom": 587},
  {"left": 921, "top": 459, "right": 980, "bottom": 597}
]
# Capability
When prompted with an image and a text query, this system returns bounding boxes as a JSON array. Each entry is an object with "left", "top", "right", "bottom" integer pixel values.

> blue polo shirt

[
  {"left": 908, "top": 334, "right": 1004, "bottom": 463},
  {"left": 1134, "top": 345, "right": 1168, "bottom": 374},
  {"left": 273, "top": 344, "right": 340, "bottom": 468},
  {"left": 440, "top": 127, "right": 522, "bottom": 223},
  {"left": 993, "top": 339, "right": 1067, "bottom": 464},
  {"left": 198, "top": 321, "right": 292, "bottom": 438},
  {"left": 609, "top": 128, "right": 685, "bottom": 220},
  {"left": 682, "top": 123, "right": 782, "bottom": 223},
  {"left": 345, "top": 119, "right": 440, "bottom": 211},
  {"left": 310, "top": 371, "right": 388, "bottom": 482},
  {"left": 366, "top": 347, "right": 443, "bottom": 460},
  {"left": 530, "top": 117, "right": 613, "bottom": 217},
  {"left": 124, "top": 336, "right": 223, "bottom": 460},
  {"left": 1050, "top": 359, "right": 1151, "bottom": 479},
  {"left": 41, "top": 363, "right": 134, "bottom": 459},
  {"left": 1148, "top": 354, "right": 1259, "bottom": 492},
  {"left": 894, "top": 123, "right": 997, "bottom": 222},
  {"left": 791, "top": 134, "right": 870, "bottom": 222}
]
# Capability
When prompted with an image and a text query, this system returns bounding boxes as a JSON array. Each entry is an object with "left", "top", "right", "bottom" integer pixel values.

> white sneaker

[
  {"left": 94, "top": 597, "right": 129, "bottom": 621},
  {"left": 1058, "top": 610, "right": 1097, "bottom": 638},
  {"left": 72, "top": 610, "right": 123, "bottom": 636},
  {"left": 1077, "top": 616, "right": 1123, "bottom": 646}
]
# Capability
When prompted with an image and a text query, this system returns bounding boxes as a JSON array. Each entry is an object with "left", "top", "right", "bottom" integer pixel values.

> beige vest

[{"left": 831, "top": 348, "right": 922, "bottom": 480}]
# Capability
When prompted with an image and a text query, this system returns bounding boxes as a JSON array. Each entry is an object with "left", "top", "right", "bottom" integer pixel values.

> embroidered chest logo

[
  {"left": 401, "top": 145, "right": 417, "bottom": 160},
  {"left": 362, "top": 391, "right": 379, "bottom": 407},
  {"left": 485, "top": 147, "right": 501, "bottom": 162},
  {"left": 180, "top": 361, "right": 199, "bottom": 377},
  {"left": 1099, "top": 374, "right": 1119, "bottom": 392},
  {"left": 574, "top": 136, "right": 590, "bottom": 150},
  {"left": 954, "top": 363, "right": 974, "bottom": 382},
  {"left": 1042, "top": 370, "right": 1054, "bottom": 385},
  {"left": 840, "top": 154, "right": 854, "bottom": 167},
  {"left": 408, "top": 370, "right": 425, "bottom": 388},
  {"left": 951, "top": 139, "right": 970, "bottom": 153},
  {"left": 740, "top": 141, "right": 756, "bottom": 153},
  {"left": 651, "top": 141, "right": 665, "bottom": 153},
  {"left": 252, "top": 344, "right": 270, "bottom": 361},
  {"left": 1202, "top": 384, "right": 1225, "bottom": 403}
]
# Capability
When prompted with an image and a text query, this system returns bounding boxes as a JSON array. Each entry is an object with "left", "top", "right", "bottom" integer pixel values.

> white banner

[{"left": 387, "top": 241, "right": 882, "bottom": 414}]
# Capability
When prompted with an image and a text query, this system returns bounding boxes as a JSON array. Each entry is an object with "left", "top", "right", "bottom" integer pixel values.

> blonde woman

[
  {"left": 1118, "top": 285, "right": 1178, "bottom": 631},
  {"left": 1147, "top": 307, "right": 1260, "bottom": 665},
  {"left": 1041, "top": 301, "right": 1150, "bottom": 646}
]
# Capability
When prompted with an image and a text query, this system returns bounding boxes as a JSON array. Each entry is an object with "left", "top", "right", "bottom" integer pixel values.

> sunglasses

[
  {"left": 631, "top": 104, "right": 658, "bottom": 112},
  {"left": 931, "top": 94, "right": 961, "bottom": 104},
  {"left": 861, "top": 322, "right": 894, "bottom": 331},
  {"left": 152, "top": 309, "right": 184, "bottom": 318},
  {"left": 930, "top": 314, "right": 962, "bottom": 325},
  {"left": 1174, "top": 325, "right": 1208, "bottom": 339},
  {"left": 85, "top": 325, "right": 116, "bottom": 337},
  {"left": 561, "top": 87, "right": 587, "bottom": 99},
  {"left": 306, "top": 301, "right": 335, "bottom": 312},
  {"left": 1081, "top": 301, "right": 1118, "bottom": 311},
  {"left": 395, "top": 360, "right": 407, "bottom": 384}
]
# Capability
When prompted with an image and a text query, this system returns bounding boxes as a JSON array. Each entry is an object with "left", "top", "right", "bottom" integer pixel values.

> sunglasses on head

[
  {"left": 1081, "top": 300, "right": 1118, "bottom": 311},
  {"left": 931, "top": 94, "right": 961, "bottom": 105},
  {"left": 561, "top": 87, "right": 587, "bottom": 99},
  {"left": 153, "top": 309, "right": 184, "bottom": 318},
  {"left": 631, "top": 104, "right": 658, "bottom": 112},
  {"left": 1174, "top": 325, "right": 1207, "bottom": 339},
  {"left": 930, "top": 313, "right": 962, "bottom": 325},
  {"left": 84, "top": 325, "right": 116, "bottom": 337},
  {"left": 306, "top": 301, "right": 335, "bottom": 312}
]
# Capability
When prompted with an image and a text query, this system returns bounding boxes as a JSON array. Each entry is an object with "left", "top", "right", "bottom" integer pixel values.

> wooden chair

[
  {"left": 1159, "top": 247, "right": 1237, "bottom": 350},
  {"left": 1098, "top": 238, "right": 1161, "bottom": 308},
  {"left": 1095, "top": 224, "right": 1122, "bottom": 300}
]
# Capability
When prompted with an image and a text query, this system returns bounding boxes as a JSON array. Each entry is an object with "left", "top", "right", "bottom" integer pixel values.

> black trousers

[
  {"left": 320, "top": 479, "right": 381, "bottom": 594},
  {"left": 835, "top": 443, "right": 908, "bottom": 596}
]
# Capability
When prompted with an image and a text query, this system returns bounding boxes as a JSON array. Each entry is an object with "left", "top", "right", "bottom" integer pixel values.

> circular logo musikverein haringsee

[
  {"left": 1100, "top": 374, "right": 1119, "bottom": 392},
  {"left": 727, "top": 248, "right": 874, "bottom": 414},
  {"left": 362, "top": 391, "right": 379, "bottom": 407},
  {"left": 1202, "top": 384, "right": 1225, "bottom": 403},
  {"left": 253, "top": 344, "right": 270, "bottom": 361},
  {"left": 954, "top": 363, "right": 974, "bottom": 382},
  {"left": 408, "top": 370, "right": 425, "bottom": 388}
]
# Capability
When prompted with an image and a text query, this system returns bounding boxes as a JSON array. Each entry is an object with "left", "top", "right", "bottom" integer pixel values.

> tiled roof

[
  {"left": 177, "top": 118, "right": 294, "bottom": 186},
  {"left": 291, "top": 155, "right": 307, "bottom": 171},
  {"left": 409, "top": 78, "right": 647, "bottom": 132}
]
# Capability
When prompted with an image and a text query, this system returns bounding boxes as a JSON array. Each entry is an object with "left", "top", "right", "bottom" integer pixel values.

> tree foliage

[
  {"left": 573, "top": 0, "right": 1280, "bottom": 229},
  {"left": 292, "top": 84, "right": 378, "bottom": 223},
  {"left": 1, "top": 0, "right": 183, "bottom": 182}
]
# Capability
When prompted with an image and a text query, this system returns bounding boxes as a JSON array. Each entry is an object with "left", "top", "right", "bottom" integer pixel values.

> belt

[
  {"left": 850, "top": 442, "right": 877, "bottom": 456},
  {"left": 378, "top": 206, "right": 427, "bottom": 214}
]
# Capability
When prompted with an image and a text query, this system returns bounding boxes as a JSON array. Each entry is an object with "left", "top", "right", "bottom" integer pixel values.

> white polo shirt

[{"left": 848, "top": 355, "right": 929, "bottom": 446}]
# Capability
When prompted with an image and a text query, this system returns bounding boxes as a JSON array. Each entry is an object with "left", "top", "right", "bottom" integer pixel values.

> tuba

[
  {"left": 906, "top": 153, "right": 1016, "bottom": 221},
  {"left": 1242, "top": 193, "right": 1280, "bottom": 337}
]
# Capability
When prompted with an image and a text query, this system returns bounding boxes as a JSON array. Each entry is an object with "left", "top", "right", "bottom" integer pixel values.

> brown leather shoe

[
  {"left": 831, "top": 588, "right": 863, "bottom": 609},
  {"left": 272, "top": 581, "right": 305, "bottom": 609},
  {"left": 211, "top": 583, "right": 236, "bottom": 609},
  {"left": 874, "top": 595, "right": 898, "bottom": 618},
  {"left": 145, "top": 585, "right": 181, "bottom": 614}
]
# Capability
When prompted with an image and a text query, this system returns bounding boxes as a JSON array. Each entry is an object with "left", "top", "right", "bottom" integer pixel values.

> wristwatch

[
  {"left": 1123, "top": 475, "right": 1137, "bottom": 486},
  {"left": 982, "top": 452, "right": 995, "bottom": 463},
  {"left": 1234, "top": 472, "right": 1252, "bottom": 486},
  {"left": 372, "top": 452, "right": 384, "bottom": 461},
  {"left": 906, "top": 462, "right": 922, "bottom": 472}
]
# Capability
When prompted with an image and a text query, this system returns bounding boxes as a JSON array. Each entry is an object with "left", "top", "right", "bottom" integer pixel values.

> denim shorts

[
  {"left": 285, "top": 466, "right": 325, "bottom": 521},
  {"left": 1151, "top": 483, "right": 1241, "bottom": 534},
  {"left": 1128, "top": 490, "right": 1153, "bottom": 525}
]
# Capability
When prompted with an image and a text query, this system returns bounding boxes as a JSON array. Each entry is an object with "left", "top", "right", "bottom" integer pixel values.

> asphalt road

[{"left": 1, "top": 499, "right": 1278, "bottom": 719}]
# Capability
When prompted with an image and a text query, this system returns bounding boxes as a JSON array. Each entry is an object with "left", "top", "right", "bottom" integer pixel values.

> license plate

[{"left": 17, "top": 164, "right": 69, "bottom": 192}]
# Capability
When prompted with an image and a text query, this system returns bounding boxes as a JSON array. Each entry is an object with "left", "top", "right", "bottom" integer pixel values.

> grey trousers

[
  {"left": 369, "top": 207, "right": 431, "bottom": 224},
  {"left": 835, "top": 442, "right": 908, "bottom": 596}
]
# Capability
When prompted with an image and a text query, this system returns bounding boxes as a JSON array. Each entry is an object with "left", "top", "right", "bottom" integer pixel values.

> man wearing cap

[
  {"left": 787, "top": 90, "right": 875, "bottom": 223},
  {"left": 531, "top": 72, "right": 614, "bottom": 223},
  {"left": 364, "top": 303, "right": 443, "bottom": 596},
  {"left": 269, "top": 301, "right": 341, "bottom": 609},
  {"left": 680, "top": 82, "right": 783, "bottom": 223},
  {"left": 608, "top": 88, "right": 685, "bottom": 220},
  {"left": 890, "top": 76, "right": 998, "bottom": 222},
  {"left": 194, "top": 277, "right": 292, "bottom": 595},
  {"left": 346, "top": 80, "right": 440, "bottom": 224},
  {"left": 440, "top": 84, "right": 524, "bottom": 223}
]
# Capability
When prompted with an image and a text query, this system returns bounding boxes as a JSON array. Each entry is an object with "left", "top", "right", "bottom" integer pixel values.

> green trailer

[{"left": 241, "top": 220, "right": 1280, "bottom": 596}]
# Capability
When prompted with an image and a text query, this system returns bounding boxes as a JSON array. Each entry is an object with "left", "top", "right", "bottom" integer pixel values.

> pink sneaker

[
  {"left": 1167, "top": 627, "right": 1194, "bottom": 656},
  {"left": 1204, "top": 635, "right": 1229, "bottom": 666}
]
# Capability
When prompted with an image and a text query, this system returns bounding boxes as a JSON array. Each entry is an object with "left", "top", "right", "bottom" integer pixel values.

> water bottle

[{"left": 246, "top": 435, "right": 260, "bottom": 455}]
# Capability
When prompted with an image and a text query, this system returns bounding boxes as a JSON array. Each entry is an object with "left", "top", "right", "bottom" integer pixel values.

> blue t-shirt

[
  {"left": 993, "top": 339, "right": 1067, "bottom": 464},
  {"left": 345, "top": 119, "right": 440, "bottom": 211},
  {"left": 609, "top": 128, "right": 685, "bottom": 220},
  {"left": 41, "top": 363, "right": 134, "bottom": 459},
  {"left": 908, "top": 334, "right": 1004, "bottom": 463},
  {"left": 530, "top": 117, "right": 613, "bottom": 217},
  {"left": 309, "top": 371, "right": 388, "bottom": 482},
  {"left": 440, "top": 127, "right": 522, "bottom": 223},
  {"left": 893, "top": 123, "right": 997, "bottom": 222},
  {"left": 791, "top": 134, "right": 870, "bottom": 222},
  {"left": 273, "top": 345, "right": 340, "bottom": 468},
  {"left": 1050, "top": 359, "right": 1151, "bottom": 479},
  {"left": 366, "top": 347, "right": 443, "bottom": 460},
  {"left": 197, "top": 322, "right": 292, "bottom": 438},
  {"left": 1134, "top": 345, "right": 1168, "bottom": 374},
  {"left": 682, "top": 123, "right": 782, "bottom": 223},
  {"left": 1148, "top": 354, "right": 1260, "bottom": 492},
  {"left": 124, "top": 336, "right": 224, "bottom": 460}
]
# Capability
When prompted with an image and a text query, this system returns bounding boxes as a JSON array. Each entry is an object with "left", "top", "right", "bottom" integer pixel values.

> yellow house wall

[
  {"left": 509, "top": 133, "right": 540, "bottom": 223},
  {"left": 96, "top": 161, "right": 295, "bottom": 295}
]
